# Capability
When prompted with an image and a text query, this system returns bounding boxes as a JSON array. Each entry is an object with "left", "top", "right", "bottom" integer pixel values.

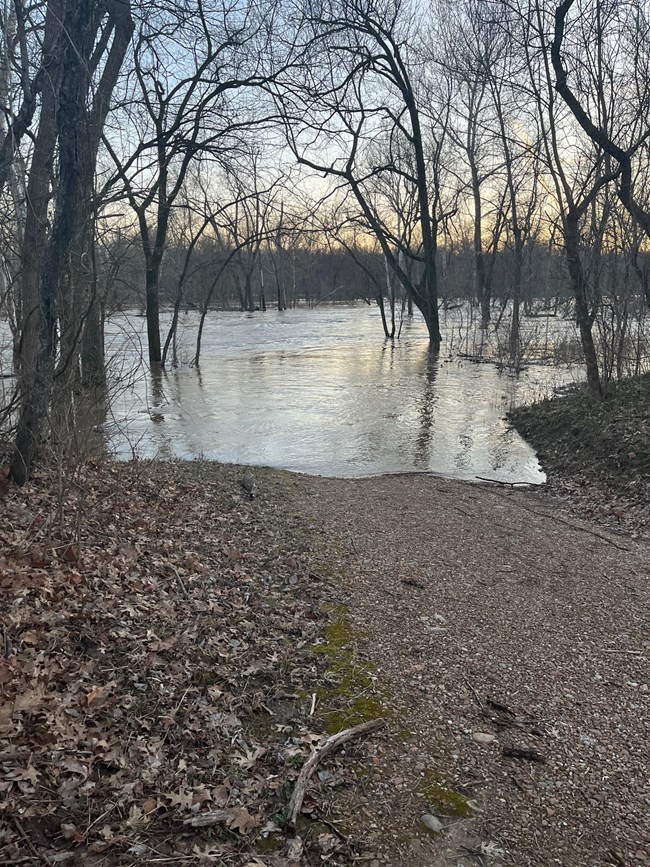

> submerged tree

[{"left": 103, "top": 0, "right": 285, "bottom": 365}]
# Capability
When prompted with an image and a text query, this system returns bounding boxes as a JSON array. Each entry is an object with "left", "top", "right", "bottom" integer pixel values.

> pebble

[
  {"left": 472, "top": 732, "right": 497, "bottom": 745},
  {"left": 420, "top": 814, "right": 444, "bottom": 834}
]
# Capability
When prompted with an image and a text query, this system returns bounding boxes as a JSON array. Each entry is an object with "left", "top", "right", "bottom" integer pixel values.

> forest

[
  {"left": 1, "top": 3, "right": 650, "bottom": 866},
  {"left": 0, "top": 0, "right": 649, "bottom": 482}
]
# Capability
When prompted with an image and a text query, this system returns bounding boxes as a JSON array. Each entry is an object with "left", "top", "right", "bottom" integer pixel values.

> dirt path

[{"left": 265, "top": 470, "right": 649, "bottom": 867}]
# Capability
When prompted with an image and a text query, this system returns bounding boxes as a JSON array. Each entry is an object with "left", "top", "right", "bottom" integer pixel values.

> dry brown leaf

[
  {"left": 14, "top": 685, "right": 46, "bottom": 714},
  {"left": 148, "top": 636, "right": 177, "bottom": 651},
  {"left": 227, "top": 806, "right": 259, "bottom": 835},
  {"left": 60, "top": 758, "right": 88, "bottom": 779},
  {"left": 83, "top": 681, "right": 116, "bottom": 708}
]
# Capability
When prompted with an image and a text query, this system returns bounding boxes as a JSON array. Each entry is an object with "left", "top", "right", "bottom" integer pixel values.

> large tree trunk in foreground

[
  {"left": 10, "top": 0, "right": 133, "bottom": 483},
  {"left": 11, "top": 0, "right": 92, "bottom": 483}
]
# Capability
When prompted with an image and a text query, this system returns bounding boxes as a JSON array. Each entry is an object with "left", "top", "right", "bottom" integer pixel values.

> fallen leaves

[{"left": 0, "top": 461, "right": 366, "bottom": 866}]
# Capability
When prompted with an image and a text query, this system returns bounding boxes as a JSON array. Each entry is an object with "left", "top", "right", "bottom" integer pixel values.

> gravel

[{"left": 270, "top": 470, "right": 650, "bottom": 867}]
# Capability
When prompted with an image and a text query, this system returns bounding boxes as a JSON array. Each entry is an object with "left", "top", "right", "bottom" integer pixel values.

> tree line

[{"left": 1, "top": 0, "right": 649, "bottom": 482}]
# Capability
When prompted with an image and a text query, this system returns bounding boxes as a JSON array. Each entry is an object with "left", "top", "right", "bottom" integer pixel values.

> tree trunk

[
  {"left": 416, "top": 255, "right": 442, "bottom": 348},
  {"left": 146, "top": 256, "right": 162, "bottom": 365},
  {"left": 15, "top": 0, "right": 64, "bottom": 381},
  {"left": 565, "top": 214, "right": 602, "bottom": 399},
  {"left": 11, "top": 0, "right": 94, "bottom": 482},
  {"left": 509, "top": 229, "right": 524, "bottom": 366},
  {"left": 470, "top": 163, "right": 489, "bottom": 327},
  {"left": 10, "top": 0, "right": 132, "bottom": 481},
  {"left": 81, "top": 295, "right": 106, "bottom": 387}
]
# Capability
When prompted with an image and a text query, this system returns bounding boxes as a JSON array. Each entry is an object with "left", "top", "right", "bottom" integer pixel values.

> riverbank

[
  {"left": 1, "top": 460, "right": 648, "bottom": 866},
  {"left": 509, "top": 373, "right": 649, "bottom": 540}
]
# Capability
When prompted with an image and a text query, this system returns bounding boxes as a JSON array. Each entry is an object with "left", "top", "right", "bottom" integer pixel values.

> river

[{"left": 102, "top": 305, "right": 578, "bottom": 483}]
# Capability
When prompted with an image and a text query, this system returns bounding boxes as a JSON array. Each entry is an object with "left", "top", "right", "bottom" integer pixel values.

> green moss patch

[
  {"left": 312, "top": 606, "right": 389, "bottom": 733},
  {"left": 418, "top": 770, "right": 473, "bottom": 818}
]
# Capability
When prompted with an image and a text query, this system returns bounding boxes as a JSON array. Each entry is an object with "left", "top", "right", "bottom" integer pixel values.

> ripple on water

[{"left": 101, "top": 306, "right": 579, "bottom": 483}]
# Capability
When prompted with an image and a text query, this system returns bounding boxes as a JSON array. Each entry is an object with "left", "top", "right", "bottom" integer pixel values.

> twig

[
  {"left": 309, "top": 693, "right": 317, "bottom": 716},
  {"left": 487, "top": 699, "right": 517, "bottom": 716},
  {"left": 464, "top": 677, "right": 484, "bottom": 710},
  {"left": 313, "top": 812, "right": 350, "bottom": 842},
  {"left": 11, "top": 818, "right": 51, "bottom": 866},
  {"left": 459, "top": 845, "right": 487, "bottom": 865},
  {"left": 2, "top": 625, "right": 12, "bottom": 657},
  {"left": 183, "top": 809, "right": 231, "bottom": 828},
  {"left": 287, "top": 718, "right": 385, "bottom": 828},
  {"left": 600, "top": 649, "right": 643, "bottom": 655},
  {"left": 0, "top": 859, "right": 42, "bottom": 865},
  {"left": 475, "top": 476, "right": 531, "bottom": 488},
  {"left": 487, "top": 489, "right": 630, "bottom": 551},
  {"left": 167, "top": 563, "right": 189, "bottom": 598},
  {"left": 401, "top": 578, "right": 425, "bottom": 589}
]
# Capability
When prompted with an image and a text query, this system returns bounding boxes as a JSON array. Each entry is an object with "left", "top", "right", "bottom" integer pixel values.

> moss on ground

[
  {"left": 312, "top": 606, "right": 389, "bottom": 733},
  {"left": 418, "top": 770, "right": 473, "bottom": 817}
]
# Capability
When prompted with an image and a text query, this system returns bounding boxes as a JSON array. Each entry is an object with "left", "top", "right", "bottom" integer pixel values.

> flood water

[{"left": 103, "top": 306, "right": 578, "bottom": 483}]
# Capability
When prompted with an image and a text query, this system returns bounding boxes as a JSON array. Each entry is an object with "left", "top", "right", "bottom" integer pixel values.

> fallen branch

[
  {"left": 464, "top": 677, "right": 484, "bottom": 710},
  {"left": 183, "top": 809, "right": 230, "bottom": 828},
  {"left": 475, "top": 476, "right": 531, "bottom": 488},
  {"left": 487, "top": 699, "right": 517, "bottom": 716},
  {"left": 287, "top": 717, "right": 385, "bottom": 828},
  {"left": 486, "top": 489, "right": 631, "bottom": 551},
  {"left": 167, "top": 563, "right": 189, "bottom": 598},
  {"left": 11, "top": 818, "right": 51, "bottom": 866}
]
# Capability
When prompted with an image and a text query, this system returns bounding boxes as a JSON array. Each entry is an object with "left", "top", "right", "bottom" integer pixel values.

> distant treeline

[{"left": 100, "top": 233, "right": 649, "bottom": 314}]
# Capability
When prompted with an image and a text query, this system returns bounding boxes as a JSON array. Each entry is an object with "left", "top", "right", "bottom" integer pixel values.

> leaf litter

[{"left": 0, "top": 460, "right": 384, "bottom": 866}]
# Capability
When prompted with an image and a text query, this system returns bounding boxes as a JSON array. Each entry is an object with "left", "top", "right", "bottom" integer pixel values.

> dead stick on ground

[
  {"left": 287, "top": 718, "right": 385, "bottom": 828},
  {"left": 11, "top": 818, "right": 51, "bottom": 866},
  {"left": 464, "top": 677, "right": 484, "bottom": 710},
  {"left": 475, "top": 476, "right": 531, "bottom": 488},
  {"left": 168, "top": 563, "right": 189, "bottom": 598},
  {"left": 487, "top": 489, "right": 630, "bottom": 551}
]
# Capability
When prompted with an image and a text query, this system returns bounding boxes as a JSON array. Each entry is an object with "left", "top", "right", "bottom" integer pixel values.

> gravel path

[{"left": 269, "top": 471, "right": 650, "bottom": 867}]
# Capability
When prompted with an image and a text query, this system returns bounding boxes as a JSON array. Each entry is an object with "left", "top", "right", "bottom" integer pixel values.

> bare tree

[
  {"left": 553, "top": 0, "right": 650, "bottom": 286},
  {"left": 511, "top": 0, "right": 622, "bottom": 397},
  {"left": 274, "top": 0, "right": 448, "bottom": 348},
  {"left": 103, "top": 0, "right": 284, "bottom": 365},
  {"left": 442, "top": 1, "right": 505, "bottom": 327},
  {"left": 10, "top": 0, "right": 133, "bottom": 484}
]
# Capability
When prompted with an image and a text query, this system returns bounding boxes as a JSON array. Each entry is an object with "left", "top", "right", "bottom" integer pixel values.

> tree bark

[
  {"left": 10, "top": 0, "right": 132, "bottom": 483},
  {"left": 565, "top": 213, "right": 602, "bottom": 399},
  {"left": 11, "top": 0, "right": 94, "bottom": 482}
]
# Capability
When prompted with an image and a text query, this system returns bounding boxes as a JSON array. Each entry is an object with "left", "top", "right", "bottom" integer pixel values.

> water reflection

[
  {"left": 414, "top": 350, "right": 439, "bottom": 469},
  {"left": 104, "top": 306, "right": 580, "bottom": 483}
]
